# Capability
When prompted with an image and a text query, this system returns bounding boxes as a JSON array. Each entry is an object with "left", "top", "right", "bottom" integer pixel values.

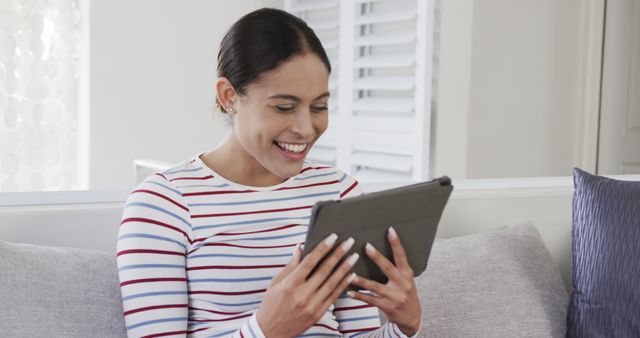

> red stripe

[
  {"left": 313, "top": 323, "right": 339, "bottom": 332},
  {"left": 192, "top": 205, "right": 311, "bottom": 218},
  {"left": 333, "top": 304, "right": 375, "bottom": 312},
  {"left": 340, "top": 181, "right": 359, "bottom": 198},
  {"left": 188, "top": 306, "right": 243, "bottom": 316},
  {"left": 300, "top": 166, "right": 331, "bottom": 174},
  {"left": 169, "top": 175, "right": 214, "bottom": 182},
  {"left": 121, "top": 217, "right": 192, "bottom": 243},
  {"left": 155, "top": 172, "right": 168, "bottom": 180},
  {"left": 187, "top": 242, "right": 300, "bottom": 255},
  {"left": 120, "top": 277, "right": 187, "bottom": 287},
  {"left": 340, "top": 326, "right": 380, "bottom": 334},
  {"left": 189, "top": 289, "right": 266, "bottom": 296},
  {"left": 131, "top": 189, "right": 189, "bottom": 212},
  {"left": 275, "top": 180, "right": 339, "bottom": 191},
  {"left": 240, "top": 330, "right": 245, "bottom": 338},
  {"left": 214, "top": 224, "right": 300, "bottom": 237},
  {"left": 117, "top": 249, "right": 185, "bottom": 257},
  {"left": 124, "top": 304, "right": 187, "bottom": 316},
  {"left": 187, "top": 264, "right": 285, "bottom": 271},
  {"left": 190, "top": 313, "right": 253, "bottom": 322},
  {"left": 183, "top": 189, "right": 256, "bottom": 197},
  {"left": 141, "top": 327, "right": 208, "bottom": 338}
]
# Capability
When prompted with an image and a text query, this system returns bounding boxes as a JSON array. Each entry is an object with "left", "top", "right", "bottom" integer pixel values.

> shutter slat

[
  {"left": 289, "top": 0, "right": 339, "bottom": 12},
  {"left": 353, "top": 76, "right": 415, "bottom": 90},
  {"left": 352, "top": 97, "right": 414, "bottom": 113},
  {"left": 354, "top": 168, "right": 413, "bottom": 182},
  {"left": 352, "top": 115, "right": 414, "bottom": 132},
  {"left": 355, "top": 10, "right": 416, "bottom": 25},
  {"left": 354, "top": 32, "right": 417, "bottom": 46},
  {"left": 351, "top": 152, "right": 413, "bottom": 173},
  {"left": 353, "top": 53, "right": 415, "bottom": 68}
]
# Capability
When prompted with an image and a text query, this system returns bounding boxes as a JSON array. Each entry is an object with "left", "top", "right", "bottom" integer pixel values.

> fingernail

[
  {"left": 324, "top": 233, "right": 338, "bottom": 247},
  {"left": 341, "top": 237, "right": 354, "bottom": 251},
  {"left": 347, "top": 291, "right": 355, "bottom": 298},
  {"left": 347, "top": 272, "right": 357, "bottom": 283},
  {"left": 347, "top": 253, "right": 359, "bottom": 266},
  {"left": 365, "top": 242, "right": 375, "bottom": 255},
  {"left": 388, "top": 226, "right": 398, "bottom": 240}
]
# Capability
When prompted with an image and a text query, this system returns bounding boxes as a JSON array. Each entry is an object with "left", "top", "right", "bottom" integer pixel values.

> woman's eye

[
  {"left": 275, "top": 105, "right": 295, "bottom": 112},
  {"left": 311, "top": 105, "right": 328, "bottom": 112}
]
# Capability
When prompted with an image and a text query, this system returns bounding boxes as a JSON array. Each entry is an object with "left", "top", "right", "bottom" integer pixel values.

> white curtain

[{"left": 0, "top": 0, "right": 81, "bottom": 192}]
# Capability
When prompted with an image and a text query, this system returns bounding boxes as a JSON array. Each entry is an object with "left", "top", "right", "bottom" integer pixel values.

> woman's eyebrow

[{"left": 267, "top": 92, "right": 330, "bottom": 102}]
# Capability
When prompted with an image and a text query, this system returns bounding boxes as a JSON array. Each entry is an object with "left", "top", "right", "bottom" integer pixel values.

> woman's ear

[{"left": 216, "top": 77, "right": 237, "bottom": 115}]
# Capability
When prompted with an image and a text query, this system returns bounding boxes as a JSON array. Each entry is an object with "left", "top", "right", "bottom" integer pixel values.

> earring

[{"left": 226, "top": 106, "right": 234, "bottom": 114}]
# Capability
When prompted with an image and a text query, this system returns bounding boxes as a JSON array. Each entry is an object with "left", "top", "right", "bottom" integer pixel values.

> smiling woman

[{"left": 116, "top": 8, "right": 422, "bottom": 338}]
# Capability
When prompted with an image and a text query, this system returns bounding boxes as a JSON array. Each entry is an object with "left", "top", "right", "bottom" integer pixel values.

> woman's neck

[{"left": 200, "top": 134, "right": 287, "bottom": 187}]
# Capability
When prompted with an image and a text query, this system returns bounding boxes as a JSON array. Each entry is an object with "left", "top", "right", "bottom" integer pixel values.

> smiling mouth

[{"left": 274, "top": 141, "right": 308, "bottom": 154}]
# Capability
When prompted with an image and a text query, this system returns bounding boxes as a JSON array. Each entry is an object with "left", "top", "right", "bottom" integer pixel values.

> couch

[{"left": 1, "top": 176, "right": 592, "bottom": 337}]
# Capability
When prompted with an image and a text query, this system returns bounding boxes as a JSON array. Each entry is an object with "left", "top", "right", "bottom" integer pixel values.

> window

[
  {"left": 0, "top": 0, "right": 83, "bottom": 192},
  {"left": 285, "top": 0, "right": 438, "bottom": 182}
]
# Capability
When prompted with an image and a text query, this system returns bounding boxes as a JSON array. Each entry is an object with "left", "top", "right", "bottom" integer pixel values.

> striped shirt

[{"left": 117, "top": 153, "right": 417, "bottom": 338}]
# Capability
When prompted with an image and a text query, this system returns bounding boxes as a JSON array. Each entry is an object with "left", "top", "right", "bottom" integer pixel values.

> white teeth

[{"left": 276, "top": 142, "right": 307, "bottom": 153}]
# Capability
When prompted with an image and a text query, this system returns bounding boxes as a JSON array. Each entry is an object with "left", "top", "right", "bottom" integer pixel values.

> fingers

[
  {"left": 320, "top": 271, "right": 358, "bottom": 311},
  {"left": 346, "top": 289, "right": 387, "bottom": 310},
  {"left": 387, "top": 227, "right": 413, "bottom": 276},
  {"left": 348, "top": 274, "right": 394, "bottom": 299},
  {"left": 365, "top": 242, "right": 400, "bottom": 279},
  {"left": 306, "top": 237, "right": 355, "bottom": 289},
  {"left": 270, "top": 243, "right": 302, "bottom": 286},
  {"left": 290, "top": 233, "right": 339, "bottom": 281},
  {"left": 312, "top": 249, "right": 359, "bottom": 303}
]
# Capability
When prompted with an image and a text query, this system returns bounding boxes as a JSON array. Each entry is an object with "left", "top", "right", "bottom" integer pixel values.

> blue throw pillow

[{"left": 567, "top": 168, "right": 640, "bottom": 337}]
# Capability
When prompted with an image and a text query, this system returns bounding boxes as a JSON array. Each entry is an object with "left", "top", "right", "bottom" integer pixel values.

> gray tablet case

[{"left": 302, "top": 177, "right": 453, "bottom": 285}]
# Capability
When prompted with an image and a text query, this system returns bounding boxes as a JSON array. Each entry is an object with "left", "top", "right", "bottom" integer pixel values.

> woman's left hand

[{"left": 347, "top": 226, "right": 422, "bottom": 336}]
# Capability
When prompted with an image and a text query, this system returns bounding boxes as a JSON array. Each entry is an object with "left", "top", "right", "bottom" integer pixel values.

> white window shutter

[{"left": 285, "top": 0, "right": 437, "bottom": 183}]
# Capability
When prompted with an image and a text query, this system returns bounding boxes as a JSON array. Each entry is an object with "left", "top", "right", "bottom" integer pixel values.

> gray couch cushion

[
  {"left": 415, "top": 223, "right": 568, "bottom": 337},
  {"left": 0, "top": 240, "right": 127, "bottom": 337}
]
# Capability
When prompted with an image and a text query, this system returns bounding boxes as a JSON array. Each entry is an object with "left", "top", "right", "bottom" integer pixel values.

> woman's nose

[{"left": 290, "top": 110, "right": 315, "bottom": 138}]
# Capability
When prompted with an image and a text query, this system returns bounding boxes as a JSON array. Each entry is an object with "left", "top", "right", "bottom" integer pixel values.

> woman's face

[{"left": 231, "top": 53, "right": 330, "bottom": 179}]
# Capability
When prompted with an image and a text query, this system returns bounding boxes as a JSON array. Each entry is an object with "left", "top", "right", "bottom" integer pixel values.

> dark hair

[{"left": 216, "top": 8, "right": 331, "bottom": 113}]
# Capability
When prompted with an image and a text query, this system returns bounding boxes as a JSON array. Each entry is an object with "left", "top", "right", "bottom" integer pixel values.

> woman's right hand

[{"left": 255, "top": 233, "right": 359, "bottom": 338}]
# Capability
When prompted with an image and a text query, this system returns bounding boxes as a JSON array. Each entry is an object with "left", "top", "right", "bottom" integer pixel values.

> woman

[{"left": 117, "top": 8, "right": 422, "bottom": 338}]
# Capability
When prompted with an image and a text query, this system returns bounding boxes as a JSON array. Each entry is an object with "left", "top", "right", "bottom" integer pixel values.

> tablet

[{"left": 302, "top": 176, "right": 453, "bottom": 286}]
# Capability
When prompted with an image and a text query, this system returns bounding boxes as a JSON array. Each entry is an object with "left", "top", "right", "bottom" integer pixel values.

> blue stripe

[
  {"left": 221, "top": 231, "right": 307, "bottom": 242},
  {"left": 337, "top": 315, "right": 379, "bottom": 323},
  {"left": 146, "top": 180, "right": 182, "bottom": 197},
  {"left": 126, "top": 317, "right": 187, "bottom": 330},
  {"left": 118, "top": 233, "right": 186, "bottom": 250},
  {"left": 248, "top": 320, "right": 258, "bottom": 338},
  {"left": 295, "top": 171, "right": 337, "bottom": 180},
  {"left": 188, "top": 191, "right": 338, "bottom": 207},
  {"left": 188, "top": 253, "right": 293, "bottom": 260},
  {"left": 205, "top": 299, "right": 262, "bottom": 307},
  {"left": 339, "top": 173, "right": 348, "bottom": 183},
  {"left": 122, "top": 291, "right": 187, "bottom": 301},
  {"left": 164, "top": 167, "right": 203, "bottom": 174},
  {"left": 118, "top": 263, "right": 184, "bottom": 271},
  {"left": 193, "top": 216, "right": 310, "bottom": 231},
  {"left": 125, "top": 201, "right": 191, "bottom": 228},
  {"left": 189, "top": 276, "right": 273, "bottom": 283}
]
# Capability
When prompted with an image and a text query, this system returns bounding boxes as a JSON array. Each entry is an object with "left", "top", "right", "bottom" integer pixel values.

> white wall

[
  {"left": 434, "top": 0, "right": 593, "bottom": 179},
  {"left": 89, "top": 0, "right": 283, "bottom": 190}
]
